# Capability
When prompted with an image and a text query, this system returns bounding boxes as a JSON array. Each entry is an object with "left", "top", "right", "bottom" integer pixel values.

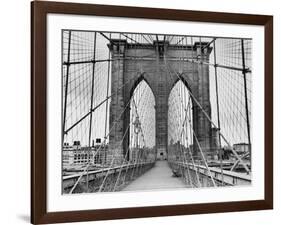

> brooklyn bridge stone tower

[{"left": 107, "top": 39, "right": 214, "bottom": 164}]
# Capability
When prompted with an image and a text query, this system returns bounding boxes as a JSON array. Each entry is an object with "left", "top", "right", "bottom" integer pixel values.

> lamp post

[{"left": 133, "top": 116, "right": 141, "bottom": 161}]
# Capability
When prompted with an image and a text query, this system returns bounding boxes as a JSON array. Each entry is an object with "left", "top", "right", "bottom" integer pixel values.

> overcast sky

[{"left": 62, "top": 30, "right": 252, "bottom": 148}]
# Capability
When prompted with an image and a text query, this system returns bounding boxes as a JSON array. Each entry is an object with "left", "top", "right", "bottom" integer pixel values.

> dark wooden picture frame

[{"left": 31, "top": 1, "right": 273, "bottom": 224}]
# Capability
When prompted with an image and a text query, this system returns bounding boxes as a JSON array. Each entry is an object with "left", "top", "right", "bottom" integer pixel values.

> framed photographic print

[{"left": 31, "top": 1, "right": 273, "bottom": 224}]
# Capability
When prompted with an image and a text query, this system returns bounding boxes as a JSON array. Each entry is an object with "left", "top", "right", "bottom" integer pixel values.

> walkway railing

[
  {"left": 63, "top": 161, "right": 155, "bottom": 193},
  {"left": 62, "top": 31, "right": 252, "bottom": 193},
  {"left": 169, "top": 161, "right": 251, "bottom": 187}
]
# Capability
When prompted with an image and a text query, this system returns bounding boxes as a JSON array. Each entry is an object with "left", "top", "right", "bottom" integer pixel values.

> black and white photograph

[
  {"left": 62, "top": 30, "right": 252, "bottom": 194},
  {"left": 0, "top": 0, "right": 278, "bottom": 224}
]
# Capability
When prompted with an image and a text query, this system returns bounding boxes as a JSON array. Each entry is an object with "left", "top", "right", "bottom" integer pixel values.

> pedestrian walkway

[{"left": 122, "top": 160, "right": 187, "bottom": 191}]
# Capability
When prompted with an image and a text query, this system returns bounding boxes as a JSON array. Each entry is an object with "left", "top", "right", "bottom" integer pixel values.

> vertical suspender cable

[
  {"left": 62, "top": 31, "right": 72, "bottom": 145},
  {"left": 87, "top": 32, "right": 97, "bottom": 192},
  {"left": 213, "top": 38, "right": 224, "bottom": 184},
  {"left": 241, "top": 39, "right": 251, "bottom": 169},
  {"left": 104, "top": 33, "right": 111, "bottom": 166}
]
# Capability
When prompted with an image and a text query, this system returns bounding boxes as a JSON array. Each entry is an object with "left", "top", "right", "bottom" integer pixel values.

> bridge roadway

[{"left": 122, "top": 160, "right": 187, "bottom": 191}]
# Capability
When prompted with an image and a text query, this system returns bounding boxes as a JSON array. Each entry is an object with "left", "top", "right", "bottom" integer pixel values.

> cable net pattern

[
  {"left": 62, "top": 31, "right": 252, "bottom": 193},
  {"left": 209, "top": 38, "right": 252, "bottom": 146}
]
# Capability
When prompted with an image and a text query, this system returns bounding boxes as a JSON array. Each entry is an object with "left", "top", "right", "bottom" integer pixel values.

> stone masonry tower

[{"left": 107, "top": 39, "right": 214, "bottom": 165}]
